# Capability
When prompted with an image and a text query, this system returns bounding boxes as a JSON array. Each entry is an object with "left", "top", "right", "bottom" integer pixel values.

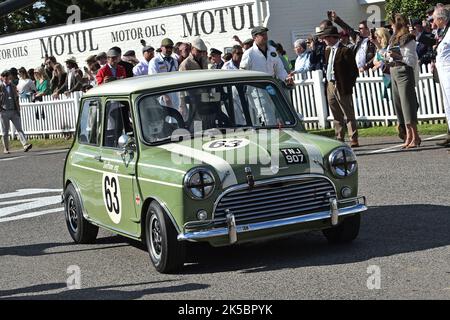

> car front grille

[{"left": 213, "top": 177, "right": 336, "bottom": 227}]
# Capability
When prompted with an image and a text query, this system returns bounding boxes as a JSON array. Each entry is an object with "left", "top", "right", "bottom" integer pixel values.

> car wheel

[
  {"left": 64, "top": 184, "right": 99, "bottom": 244},
  {"left": 145, "top": 201, "right": 185, "bottom": 273},
  {"left": 322, "top": 214, "right": 361, "bottom": 244}
]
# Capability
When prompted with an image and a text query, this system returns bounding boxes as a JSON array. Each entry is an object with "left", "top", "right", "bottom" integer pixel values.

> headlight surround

[
  {"left": 329, "top": 147, "right": 358, "bottom": 178},
  {"left": 184, "top": 168, "right": 216, "bottom": 200}
]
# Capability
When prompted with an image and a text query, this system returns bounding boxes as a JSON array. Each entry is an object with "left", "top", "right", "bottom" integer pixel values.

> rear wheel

[
  {"left": 323, "top": 214, "right": 361, "bottom": 244},
  {"left": 64, "top": 184, "right": 98, "bottom": 244},
  {"left": 145, "top": 201, "right": 185, "bottom": 273}
]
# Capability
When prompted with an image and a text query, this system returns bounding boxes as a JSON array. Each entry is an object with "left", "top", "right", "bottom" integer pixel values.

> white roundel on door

[{"left": 102, "top": 173, "right": 122, "bottom": 224}]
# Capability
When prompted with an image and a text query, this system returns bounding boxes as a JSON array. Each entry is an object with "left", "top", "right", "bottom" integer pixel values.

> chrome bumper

[{"left": 178, "top": 197, "right": 367, "bottom": 244}]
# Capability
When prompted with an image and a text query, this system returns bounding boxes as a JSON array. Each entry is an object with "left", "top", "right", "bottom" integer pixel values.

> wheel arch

[{"left": 140, "top": 197, "right": 181, "bottom": 240}]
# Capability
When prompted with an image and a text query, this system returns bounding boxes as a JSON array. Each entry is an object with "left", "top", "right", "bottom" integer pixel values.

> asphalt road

[{"left": 0, "top": 136, "right": 449, "bottom": 300}]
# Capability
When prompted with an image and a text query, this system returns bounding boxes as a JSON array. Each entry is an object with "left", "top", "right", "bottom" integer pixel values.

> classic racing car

[{"left": 63, "top": 70, "right": 367, "bottom": 273}]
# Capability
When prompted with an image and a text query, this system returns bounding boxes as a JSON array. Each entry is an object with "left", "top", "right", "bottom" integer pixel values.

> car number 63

[{"left": 102, "top": 173, "right": 122, "bottom": 224}]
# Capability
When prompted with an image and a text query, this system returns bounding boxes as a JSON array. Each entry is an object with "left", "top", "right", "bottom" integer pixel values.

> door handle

[{"left": 94, "top": 155, "right": 103, "bottom": 162}]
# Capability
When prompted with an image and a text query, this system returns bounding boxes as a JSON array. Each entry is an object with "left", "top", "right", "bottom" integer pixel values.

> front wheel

[
  {"left": 145, "top": 201, "right": 185, "bottom": 273},
  {"left": 64, "top": 184, "right": 98, "bottom": 244},
  {"left": 322, "top": 214, "right": 361, "bottom": 244}
]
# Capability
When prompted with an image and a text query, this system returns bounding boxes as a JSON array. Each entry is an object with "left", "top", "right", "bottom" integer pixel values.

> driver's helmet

[{"left": 145, "top": 105, "right": 166, "bottom": 136}]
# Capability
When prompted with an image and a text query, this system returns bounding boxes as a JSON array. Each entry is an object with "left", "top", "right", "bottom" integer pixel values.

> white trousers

[{"left": 436, "top": 62, "right": 450, "bottom": 130}]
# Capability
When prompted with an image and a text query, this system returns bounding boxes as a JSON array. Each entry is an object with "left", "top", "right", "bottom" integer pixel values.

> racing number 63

[{"left": 102, "top": 174, "right": 122, "bottom": 224}]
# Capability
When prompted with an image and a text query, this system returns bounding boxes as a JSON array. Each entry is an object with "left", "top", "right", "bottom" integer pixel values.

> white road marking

[
  {"left": 0, "top": 156, "right": 25, "bottom": 162},
  {"left": 0, "top": 195, "right": 61, "bottom": 218},
  {"left": 0, "top": 208, "right": 62, "bottom": 223},
  {"left": 0, "top": 189, "right": 62, "bottom": 223},
  {"left": 368, "top": 134, "right": 447, "bottom": 154},
  {"left": 0, "top": 189, "right": 62, "bottom": 200}
]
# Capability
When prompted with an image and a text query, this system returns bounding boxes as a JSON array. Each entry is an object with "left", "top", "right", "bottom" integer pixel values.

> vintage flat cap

[
  {"left": 316, "top": 26, "right": 340, "bottom": 38},
  {"left": 123, "top": 50, "right": 136, "bottom": 57},
  {"left": 142, "top": 45, "right": 155, "bottom": 53},
  {"left": 251, "top": 26, "right": 269, "bottom": 37},
  {"left": 210, "top": 48, "right": 222, "bottom": 56},
  {"left": 192, "top": 37, "right": 208, "bottom": 51},
  {"left": 161, "top": 38, "right": 174, "bottom": 47},
  {"left": 107, "top": 48, "right": 121, "bottom": 57},
  {"left": 96, "top": 52, "right": 107, "bottom": 60},
  {"left": 65, "top": 56, "right": 77, "bottom": 64},
  {"left": 243, "top": 38, "right": 254, "bottom": 45},
  {"left": 85, "top": 55, "right": 97, "bottom": 64}
]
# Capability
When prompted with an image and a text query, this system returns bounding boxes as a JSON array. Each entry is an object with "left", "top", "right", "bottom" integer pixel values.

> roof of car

[{"left": 84, "top": 70, "right": 275, "bottom": 97}]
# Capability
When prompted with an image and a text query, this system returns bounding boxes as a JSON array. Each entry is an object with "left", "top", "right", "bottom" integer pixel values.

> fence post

[{"left": 312, "top": 70, "right": 328, "bottom": 129}]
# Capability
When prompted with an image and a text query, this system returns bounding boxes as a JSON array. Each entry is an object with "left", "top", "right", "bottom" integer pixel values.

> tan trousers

[{"left": 327, "top": 82, "right": 358, "bottom": 142}]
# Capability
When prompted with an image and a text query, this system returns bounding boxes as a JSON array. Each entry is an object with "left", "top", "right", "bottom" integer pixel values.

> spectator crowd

[{"left": 1, "top": 2, "right": 449, "bottom": 154}]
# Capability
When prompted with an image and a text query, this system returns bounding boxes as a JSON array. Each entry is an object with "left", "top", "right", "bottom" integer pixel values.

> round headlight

[
  {"left": 184, "top": 168, "right": 216, "bottom": 200},
  {"left": 329, "top": 147, "right": 358, "bottom": 178}
]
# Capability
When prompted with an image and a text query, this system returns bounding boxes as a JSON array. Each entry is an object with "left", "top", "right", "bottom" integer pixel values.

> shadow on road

[
  {"left": 180, "top": 204, "right": 450, "bottom": 274},
  {"left": 0, "top": 236, "right": 136, "bottom": 257},
  {"left": 0, "top": 280, "right": 208, "bottom": 300}
]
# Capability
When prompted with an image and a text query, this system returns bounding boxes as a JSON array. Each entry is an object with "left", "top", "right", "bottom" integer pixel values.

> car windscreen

[{"left": 137, "top": 82, "right": 296, "bottom": 144}]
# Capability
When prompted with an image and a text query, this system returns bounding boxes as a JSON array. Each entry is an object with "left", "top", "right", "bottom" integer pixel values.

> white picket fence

[
  {"left": 292, "top": 64, "right": 448, "bottom": 130},
  {"left": 0, "top": 92, "right": 81, "bottom": 140},
  {"left": 0, "top": 65, "right": 447, "bottom": 139}
]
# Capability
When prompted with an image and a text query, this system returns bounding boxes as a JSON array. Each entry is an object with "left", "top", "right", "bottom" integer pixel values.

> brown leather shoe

[{"left": 350, "top": 141, "right": 360, "bottom": 148}]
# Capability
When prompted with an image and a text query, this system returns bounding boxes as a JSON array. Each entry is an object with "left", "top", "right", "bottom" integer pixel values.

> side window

[
  {"left": 103, "top": 100, "right": 133, "bottom": 148},
  {"left": 78, "top": 99, "right": 101, "bottom": 146}
]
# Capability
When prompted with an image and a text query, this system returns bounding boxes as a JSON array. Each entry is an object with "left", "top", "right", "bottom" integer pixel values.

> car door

[
  {"left": 97, "top": 99, "right": 139, "bottom": 237},
  {"left": 71, "top": 98, "right": 105, "bottom": 221}
]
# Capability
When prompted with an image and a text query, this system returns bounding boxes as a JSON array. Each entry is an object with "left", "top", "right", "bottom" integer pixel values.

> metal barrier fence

[{"left": 0, "top": 65, "right": 447, "bottom": 138}]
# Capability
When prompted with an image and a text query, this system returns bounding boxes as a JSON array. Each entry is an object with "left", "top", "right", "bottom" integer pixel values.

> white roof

[{"left": 84, "top": 70, "right": 273, "bottom": 96}]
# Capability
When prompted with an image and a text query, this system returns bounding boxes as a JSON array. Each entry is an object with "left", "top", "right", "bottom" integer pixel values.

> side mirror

[{"left": 118, "top": 134, "right": 136, "bottom": 155}]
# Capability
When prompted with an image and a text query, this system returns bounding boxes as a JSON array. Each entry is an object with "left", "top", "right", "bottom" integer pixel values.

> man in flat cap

[
  {"left": 209, "top": 48, "right": 224, "bottom": 69},
  {"left": 110, "top": 46, "right": 134, "bottom": 78},
  {"left": 148, "top": 38, "right": 180, "bottom": 110},
  {"left": 96, "top": 52, "right": 107, "bottom": 68},
  {"left": 240, "top": 26, "right": 292, "bottom": 84},
  {"left": 123, "top": 50, "right": 139, "bottom": 66},
  {"left": 133, "top": 46, "right": 155, "bottom": 76},
  {"left": 320, "top": 26, "right": 359, "bottom": 147},
  {"left": 179, "top": 37, "right": 209, "bottom": 71},
  {"left": 96, "top": 48, "right": 127, "bottom": 85},
  {"left": 0, "top": 70, "right": 32, "bottom": 154},
  {"left": 148, "top": 38, "right": 179, "bottom": 75}
]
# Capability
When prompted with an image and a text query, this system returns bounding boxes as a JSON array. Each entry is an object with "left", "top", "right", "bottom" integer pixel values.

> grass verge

[{"left": 309, "top": 123, "right": 448, "bottom": 138}]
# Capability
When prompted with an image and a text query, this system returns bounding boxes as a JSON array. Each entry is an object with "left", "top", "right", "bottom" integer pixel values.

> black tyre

[
  {"left": 323, "top": 214, "right": 361, "bottom": 244},
  {"left": 64, "top": 184, "right": 99, "bottom": 244},
  {"left": 145, "top": 201, "right": 185, "bottom": 273}
]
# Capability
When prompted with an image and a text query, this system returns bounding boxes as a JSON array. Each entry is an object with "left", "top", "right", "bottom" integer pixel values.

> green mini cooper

[{"left": 63, "top": 70, "right": 367, "bottom": 273}]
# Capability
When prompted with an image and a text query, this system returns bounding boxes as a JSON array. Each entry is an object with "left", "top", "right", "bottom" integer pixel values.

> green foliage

[
  {"left": 0, "top": 0, "right": 196, "bottom": 35},
  {"left": 385, "top": 0, "right": 439, "bottom": 21}
]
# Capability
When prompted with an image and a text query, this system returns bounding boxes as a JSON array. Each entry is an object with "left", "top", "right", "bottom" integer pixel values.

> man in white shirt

[
  {"left": 222, "top": 45, "right": 244, "bottom": 70},
  {"left": 148, "top": 38, "right": 179, "bottom": 75},
  {"left": 133, "top": 46, "right": 155, "bottom": 76},
  {"left": 240, "top": 26, "right": 293, "bottom": 84},
  {"left": 148, "top": 38, "right": 180, "bottom": 110},
  {"left": 289, "top": 39, "right": 312, "bottom": 78}
]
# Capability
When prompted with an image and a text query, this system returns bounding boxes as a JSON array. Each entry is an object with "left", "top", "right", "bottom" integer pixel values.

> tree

[
  {"left": 0, "top": 0, "right": 197, "bottom": 35},
  {"left": 385, "top": 0, "right": 439, "bottom": 22}
]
